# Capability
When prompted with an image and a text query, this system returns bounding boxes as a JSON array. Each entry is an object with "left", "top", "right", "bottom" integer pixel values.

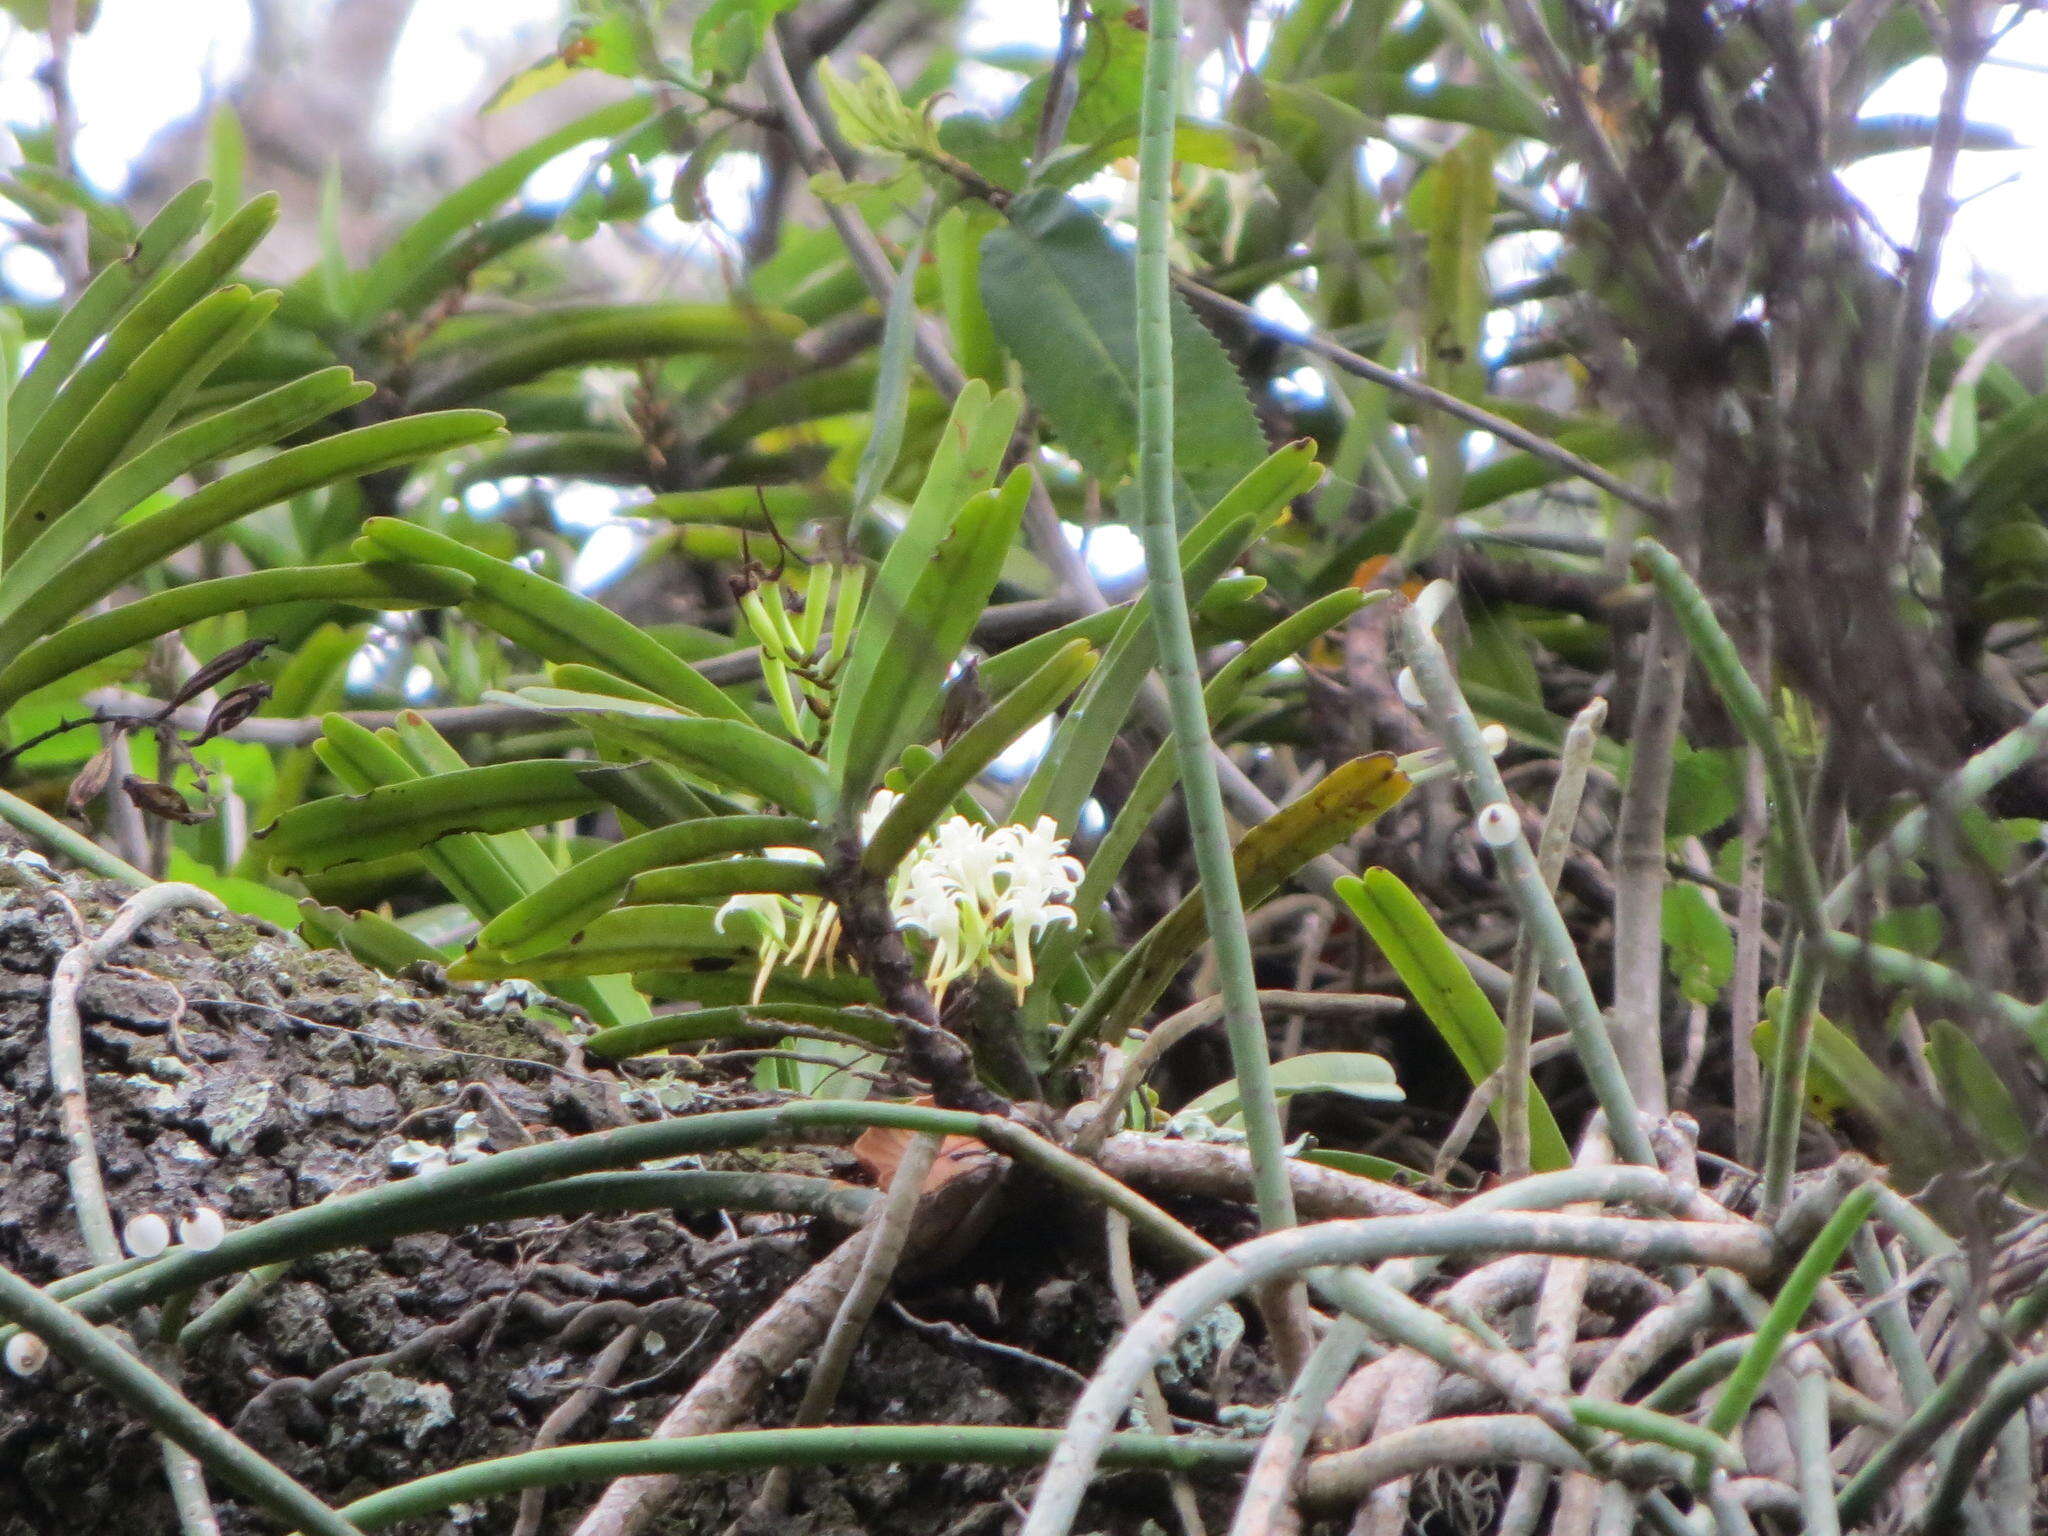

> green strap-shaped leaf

[
  {"left": 1178, "top": 1051, "right": 1404, "bottom": 1124},
  {"left": 827, "top": 381, "right": 1022, "bottom": 788},
  {"left": 298, "top": 899, "right": 446, "bottom": 972},
  {"left": 862, "top": 636, "right": 1099, "bottom": 875},
  {"left": 830, "top": 466, "right": 1034, "bottom": 805},
  {"left": 258, "top": 758, "right": 605, "bottom": 875},
  {"left": 7, "top": 181, "right": 213, "bottom": 454},
  {"left": 625, "top": 856, "right": 830, "bottom": 906},
  {"left": 0, "top": 411, "right": 503, "bottom": 661},
  {"left": 1071, "top": 587, "right": 1372, "bottom": 931},
  {"left": 1016, "top": 442, "right": 1323, "bottom": 832},
  {"left": 850, "top": 224, "right": 927, "bottom": 519},
  {"left": 1054, "top": 757, "right": 1413, "bottom": 1066},
  {"left": 585, "top": 1002, "right": 898, "bottom": 1059},
  {"left": 356, "top": 516, "right": 750, "bottom": 722},
  {"left": 350, "top": 97, "right": 656, "bottom": 323},
  {"left": 447, "top": 904, "right": 745, "bottom": 982},
  {"left": 309, "top": 715, "right": 645, "bottom": 1026},
  {"left": 0, "top": 368, "right": 374, "bottom": 618},
  {"left": 9, "top": 285, "right": 279, "bottom": 543},
  {"left": 0, "top": 562, "right": 472, "bottom": 713},
  {"left": 411, "top": 303, "right": 804, "bottom": 409},
  {"left": 1336, "top": 867, "right": 1571, "bottom": 1171},
  {"left": 502, "top": 686, "right": 833, "bottom": 818},
  {"left": 7, "top": 194, "right": 280, "bottom": 512},
  {"left": 473, "top": 815, "right": 820, "bottom": 963},
  {"left": 978, "top": 189, "right": 1265, "bottom": 513}
]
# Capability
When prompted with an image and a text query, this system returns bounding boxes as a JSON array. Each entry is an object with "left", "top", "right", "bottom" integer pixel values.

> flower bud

[
  {"left": 4, "top": 1332, "right": 48, "bottom": 1378},
  {"left": 178, "top": 1207, "right": 226, "bottom": 1253},
  {"left": 1475, "top": 802, "right": 1519, "bottom": 848},
  {"left": 1395, "top": 667, "right": 1425, "bottom": 710},
  {"left": 123, "top": 1211, "right": 171, "bottom": 1259},
  {"left": 1481, "top": 723, "right": 1509, "bottom": 757}
]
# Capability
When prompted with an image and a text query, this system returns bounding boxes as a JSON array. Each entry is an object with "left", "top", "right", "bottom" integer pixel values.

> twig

[
  {"left": 1504, "top": 698, "right": 1607, "bottom": 1177},
  {"left": 743, "top": 1131, "right": 939, "bottom": 1521},
  {"left": 0, "top": 1257, "right": 364, "bottom": 1536},
  {"left": 511, "top": 1323, "right": 645, "bottom": 1536},
  {"left": 1032, "top": 0, "right": 1089, "bottom": 164},
  {"left": 1874, "top": 0, "right": 1989, "bottom": 565},
  {"left": 1178, "top": 280, "right": 1672, "bottom": 522},
  {"left": 568, "top": 1228, "right": 873, "bottom": 1536},
  {"left": 1612, "top": 600, "right": 1688, "bottom": 1116},
  {"left": 1107, "top": 1210, "right": 1209, "bottom": 1536},
  {"left": 48, "top": 883, "right": 226, "bottom": 1263},
  {"left": 1730, "top": 746, "right": 1770, "bottom": 1167}
]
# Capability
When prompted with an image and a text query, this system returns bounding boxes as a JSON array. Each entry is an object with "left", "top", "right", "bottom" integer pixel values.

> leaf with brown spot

[{"left": 1056, "top": 753, "right": 1413, "bottom": 1063}]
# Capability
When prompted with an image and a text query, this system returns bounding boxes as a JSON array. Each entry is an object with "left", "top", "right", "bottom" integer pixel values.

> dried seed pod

[
  {"left": 122, "top": 776, "right": 211, "bottom": 824},
  {"left": 192, "top": 683, "right": 273, "bottom": 746},
  {"left": 161, "top": 637, "right": 276, "bottom": 713}
]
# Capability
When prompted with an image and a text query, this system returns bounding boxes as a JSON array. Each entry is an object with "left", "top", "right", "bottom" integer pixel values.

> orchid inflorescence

[{"left": 715, "top": 790, "right": 1084, "bottom": 1005}]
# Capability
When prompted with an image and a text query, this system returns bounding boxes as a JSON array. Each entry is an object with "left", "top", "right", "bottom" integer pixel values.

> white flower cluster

[
  {"left": 876, "top": 794, "right": 1084, "bottom": 1003},
  {"left": 715, "top": 792, "right": 1085, "bottom": 1005}
]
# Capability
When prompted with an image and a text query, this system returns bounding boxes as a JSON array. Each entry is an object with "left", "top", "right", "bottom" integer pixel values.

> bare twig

[
  {"left": 1503, "top": 698, "right": 1607, "bottom": 1177},
  {"left": 1873, "top": 0, "right": 1989, "bottom": 564},
  {"left": 743, "top": 1132, "right": 939, "bottom": 1521},
  {"left": 47, "top": 883, "right": 227, "bottom": 1264},
  {"left": 568, "top": 1229, "right": 872, "bottom": 1536},
  {"left": 510, "top": 1324, "right": 645, "bottom": 1536},
  {"left": 1106, "top": 1210, "right": 1208, "bottom": 1536}
]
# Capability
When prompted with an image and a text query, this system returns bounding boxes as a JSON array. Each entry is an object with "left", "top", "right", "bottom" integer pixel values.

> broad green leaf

[
  {"left": 1666, "top": 746, "right": 1742, "bottom": 839},
  {"left": 1337, "top": 866, "right": 1572, "bottom": 1171},
  {"left": 1661, "top": 883, "right": 1734, "bottom": 1006},
  {"left": 1924, "top": 1020, "right": 2035, "bottom": 1174},
  {"left": 693, "top": 0, "right": 802, "bottom": 80},
  {"left": 1179, "top": 1051, "right": 1404, "bottom": 1124},
  {"left": 978, "top": 189, "right": 1265, "bottom": 513}
]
